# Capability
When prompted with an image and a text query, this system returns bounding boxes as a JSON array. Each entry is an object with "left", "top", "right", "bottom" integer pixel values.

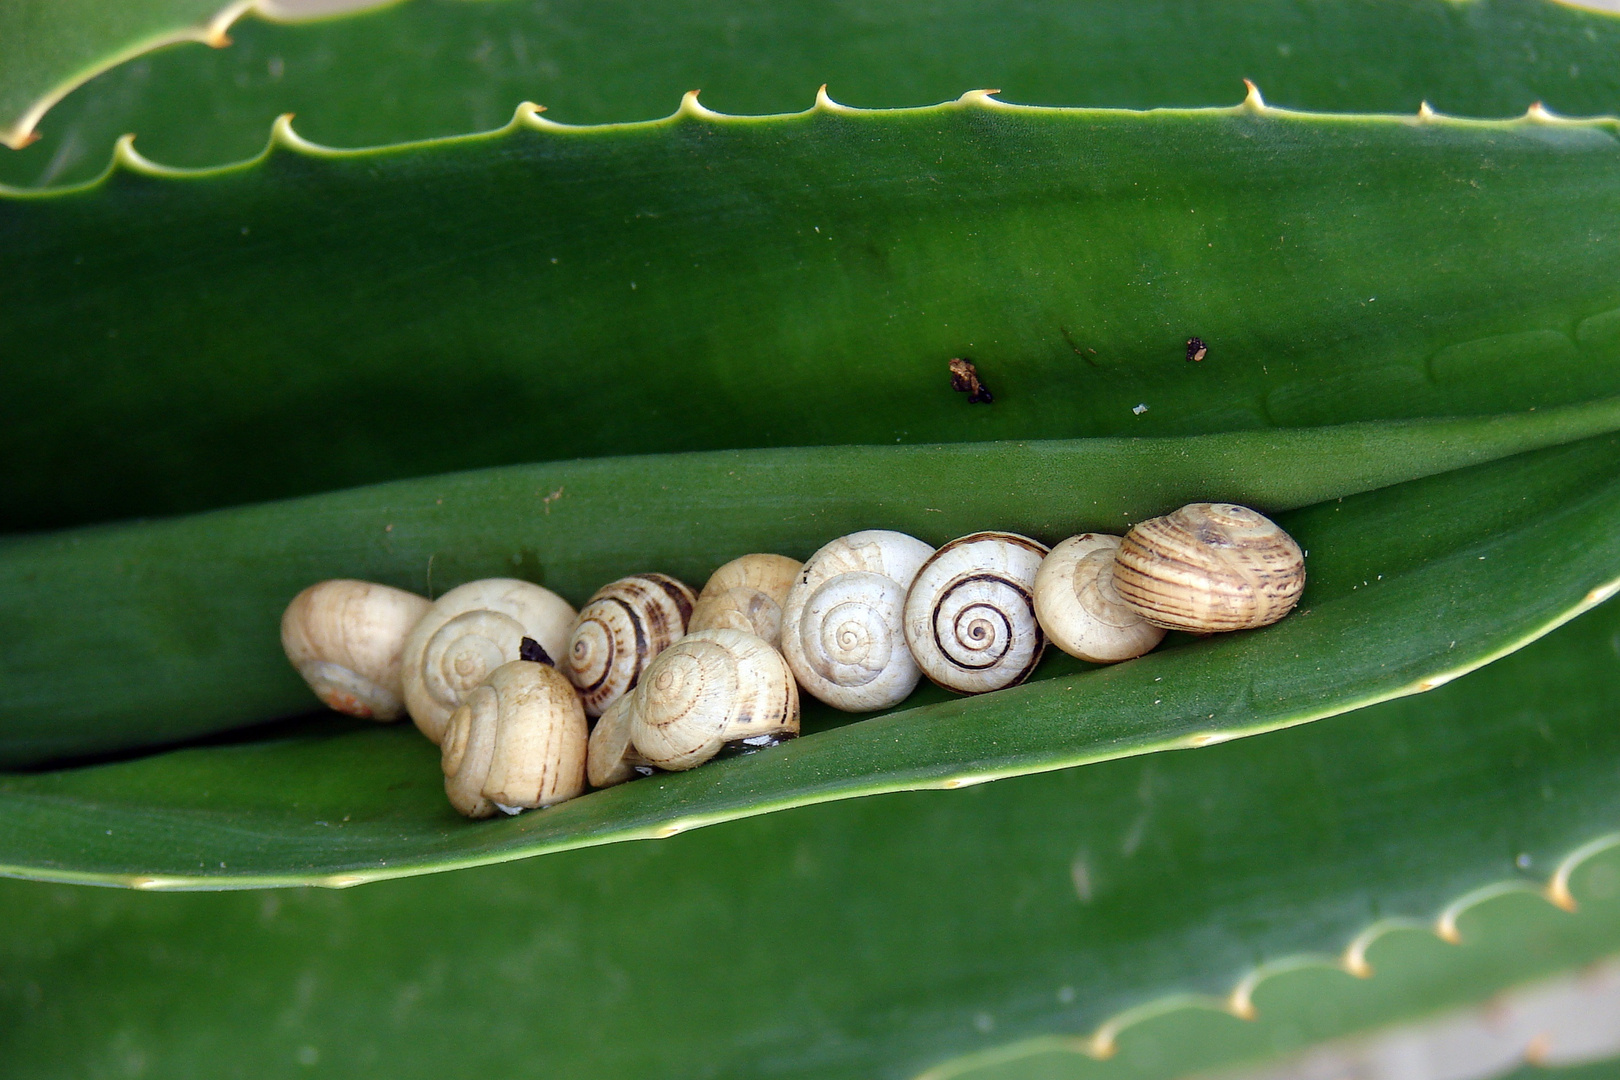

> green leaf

[
  {"left": 5, "top": 424, "right": 1620, "bottom": 884},
  {"left": 10, "top": 0, "right": 1620, "bottom": 188},
  {"left": 0, "top": 0, "right": 390, "bottom": 152},
  {"left": 5, "top": 588, "right": 1620, "bottom": 1078},
  {"left": 10, "top": 100, "right": 1620, "bottom": 530}
]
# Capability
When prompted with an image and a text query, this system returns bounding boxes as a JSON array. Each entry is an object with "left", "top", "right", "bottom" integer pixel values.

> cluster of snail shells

[
  {"left": 280, "top": 503, "right": 1303, "bottom": 817},
  {"left": 774, "top": 504, "right": 1305, "bottom": 707}
]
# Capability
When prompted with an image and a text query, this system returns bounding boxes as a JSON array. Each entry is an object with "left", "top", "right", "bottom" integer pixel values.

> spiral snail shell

[
  {"left": 565, "top": 573, "right": 697, "bottom": 717},
  {"left": 441, "top": 660, "right": 588, "bottom": 819},
  {"left": 401, "top": 578, "right": 577, "bottom": 744},
  {"left": 1112, "top": 503, "right": 1306, "bottom": 632},
  {"left": 585, "top": 693, "right": 653, "bottom": 789},
  {"left": 780, "top": 530, "right": 935, "bottom": 712},
  {"left": 1033, "top": 534, "right": 1166, "bottom": 663},
  {"left": 630, "top": 628, "right": 799, "bottom": 771},
  {"left": 687, "top": 553, "right": 803, "bottom": 647},
  {"left": 903, "top": 532, "right": 1049, "bottom": 694},
  {"left": 280, "top": 579, "right": 432, "bottom": 720}
]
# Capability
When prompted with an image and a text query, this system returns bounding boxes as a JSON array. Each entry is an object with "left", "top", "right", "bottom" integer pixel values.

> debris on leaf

[
  {"left": 1186, "top": 337, "right": 1207, "bottom": 362},
  {"left": 948, "top": 358, "right": 994, "bottom": 404},
  {"left": 1133, "top": 404, "right": 1149, "bottom": 415}
]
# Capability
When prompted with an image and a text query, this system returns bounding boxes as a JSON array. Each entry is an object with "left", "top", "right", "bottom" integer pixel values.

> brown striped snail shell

[
  {"left": 280, "top": 579, "right": 431, "bottom": 720},
  {"left": 903, "top": 532, "right": 1049, "bottom": 694},
  {"left": 565, "top": 573, "right": 697, "bottom": 717},
  {"left": 1033, "top": 534, "right": 1166, "bottom": 663},
  {"left": 401, "top": 578, "right": 577, "bottom": 744},
  {"left": 441, "top": 660, "right": 588, "bottom": 819},
  {"left": 586, "top": 693, "right": 653, "bottom": 789},
  {"left": 780, "top": 530, "right": 936, "bottom": 712},
  {"left": 1112, "top": 503, "right": 1305, "bottom": 632},
  {"left": 687, "top": 553, "right": 803, "bottom": 648},
  {"left": 631, "top": 629, "right": 799, "bottom": 772}
]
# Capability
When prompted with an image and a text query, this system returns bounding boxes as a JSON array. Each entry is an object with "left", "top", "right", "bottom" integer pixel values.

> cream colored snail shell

[
  {"left": 586, "top": 693, "right": 653, "bottom": 789},
  {"left": 1034, "top": 534, "right": 1167, "bottom": 663},
  {"left": 280, "top": 579, "right": 432, "bottom": 720},
  {"left": 631, "top": 628, "right": 799, "bottom": 772},
  {"left": 441, "top": 660, "right": 588, "bottom": 819},
  {"left": 903, "top": 532, "right": 1049, "bottom": 694},
  {"left": 1113, "top": 502, "right": 1305, "bottom": 632},
  {"left": 401, "top": 578, "right": 577, "bottom": 744},
  {"left": 565, "top": 573, "right": 697, "bottom": 717},
  {"left": 687, "top": 553, "right": 803, "bottom": 648},
  {"left": 780, "top": 530, "right": 935, "bottom": 712}
]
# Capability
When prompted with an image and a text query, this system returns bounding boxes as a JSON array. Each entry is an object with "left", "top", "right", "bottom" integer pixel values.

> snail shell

[
  {"left": 1033, "top": 534, "right": 1166, "bottom": 663},
  {"left": 280, "top": 579, "right": 432, "bottom": 720},
  {"left": 441, "top": 660, "right": 587, "bottom": 819},
  {"left": 631, "top": 629, "right": 799, "bottom": 771},
  {"left": 903, "top": 532, "right": 1049, "bottom": 694},
  {"left": 565, "top": 573, "right": 697, "bottom": 717},
  {"left": 586, "top": 693, "right": 652, "bottom": 789},
  {"left": 780, "top": 530, "right": 935, "bottom": 712},
  {"left": 401, "top": 578, "right": 577, "bottom": 744},
  {"left": 1113, "top": 503, "right": 1306, "bottom": 632},
  {"left": 687, "top": 553, "right": 803, "bottom": 647}
]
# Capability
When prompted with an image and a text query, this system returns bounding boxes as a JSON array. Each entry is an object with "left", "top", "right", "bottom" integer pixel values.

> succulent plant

[{"left": 7, "top": 1, "right": 1620, "bottom": 1076}]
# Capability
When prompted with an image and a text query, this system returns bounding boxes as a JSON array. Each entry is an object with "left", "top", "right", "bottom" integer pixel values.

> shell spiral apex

[
  {"left": 631, "top": 628, "right": 799, "bottom": 772},
  {"left": 441, "top": 660, "right": 587, "bottom": 819},
  {"left": 565, "top": 573, "right": 697, "bottom": 717},
  {"left": 780, "top": 530, "right": 935, "bottom": 712},
  {"left": 687, "top": 553, "right": 803, "bottom": 647},
  {"left": 280, "top": 579, "right": 432, "bottom": 721},
  {"left": 1034, "top": 534, "right": 1166, "bottom": 663},
  {"left": 1113, "top": 503, "right": 1305, "bottom": 632},
  {"left": 401, "top": 578, "right": 576, "bottom": 744},
  {"left": 904, "top": 532, "right": 1049, "bottom": 694}
]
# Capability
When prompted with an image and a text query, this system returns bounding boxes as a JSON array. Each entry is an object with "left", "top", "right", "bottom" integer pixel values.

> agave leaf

[
  {"left": 4, "top": 428, "right": 1619, "bottom": 884},
  {"left": 8, "top": 100, "right": 1620, "bottom": 530},
  {"left": 5, "top": 590, "right": 1620, "bottom": 1078},
  {"left": 9, "top": 0, "right": 1620, "bottom": 188},
  {"left": 0, "top": 0, "right": 389, "bottom": 152}
]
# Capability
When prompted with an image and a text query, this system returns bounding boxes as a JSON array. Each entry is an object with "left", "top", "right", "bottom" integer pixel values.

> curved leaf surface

[
  {"left": 5, "top": 590, "right": 1620, "bottom": 1079},
  {"left": 5, "top": 402, "right": 1618, "bottom": 766},
  {"left": 9, "top": 0, "right": 1620, "bottom": 188},
  {"left": 0, "top": 0, "right": 389, "bottom": 152},
  {"left": 4, "top": 429, "right": 1620, "bottom": 884},
  {"left": 8, "top": 99, "right": 1620, "bottom": 529}
]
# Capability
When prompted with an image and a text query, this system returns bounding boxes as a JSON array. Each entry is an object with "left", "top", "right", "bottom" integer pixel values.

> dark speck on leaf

[
  {"left": 949, "top": 357, "right": 994, "bottom": 404},
  {"left": 1186, "top": 337, "right": 1208, "bottom": 363}
]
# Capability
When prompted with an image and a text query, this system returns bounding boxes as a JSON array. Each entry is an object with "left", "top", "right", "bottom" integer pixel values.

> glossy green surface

[
  {"left": 10, "top": 0, "right": 1620, "bottom": 188},
  {"left": 9, "top": 101, "right": 1620, "bottom": 530},
  {"left": 0, "top": 0, "right": 227, "bottom": 150},
  {"left": 5, "top": 592, "right": 1620, "bottom": 1077},
  {"left": 6, "top": 429, "right": 1620, "bottom": 883}
]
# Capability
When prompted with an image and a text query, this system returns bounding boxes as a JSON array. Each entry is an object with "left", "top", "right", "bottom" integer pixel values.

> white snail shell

[
  {"left": 585, "top": 693, "right": 652, "bottom": 789},
  {"left": 441, "top": 660, "right": 587, "bottom": 819},
  {"left": 687, "top": 553, "right": 803, "bottom": 648},
  {"left": 1113, "top": 502, "right": 1306, "bottom": 632},
  {"left": 280, "top": 579, "right": 431, "bottom": 720},
  {"left": 780, "top": 530, "right": 935, "bottom": 712},
  {"left": 903, "top": 532, "right": 1049, "bottom": 694},
  {"left": 565, "top": 573, "right": 697, "bottom": 717},
  {"left": 631, "top": 629, "right": 799, "bottom": 772},
  {"left": 401, "top": 578, "right": 576, "bottom": 744},
  {"left": 1034, "top": 534, "right": 1167, "bottom": 663}
]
